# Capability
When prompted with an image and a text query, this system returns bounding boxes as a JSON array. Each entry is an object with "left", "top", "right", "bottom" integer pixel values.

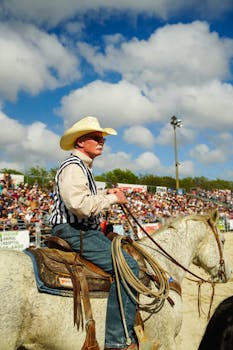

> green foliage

[
  {"left": 95, "top": 175, "right": 107, "bottom": 182},
  {"left": 3, "top": 166, "right": 233, "bottom": 191},
  {"left": 99, "top": 169, "right": 139, "bottom": 187},
  {"left": 24, "top": 166, "right": 55, "bottom": 187},
  {"left": 139, "top": 175, "right": 175, "bottom": 192},
  {"left": 138, "top": 174, "right": 159, "bottom": 186},
  {"left": 48, "top": 168, "right": 58, "bottom": 180},
  {"left": 0, "top": 168, "right": 23, "bottom": 175}
]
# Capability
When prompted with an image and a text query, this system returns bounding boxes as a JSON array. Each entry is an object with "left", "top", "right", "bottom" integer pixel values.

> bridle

[
  {"left": 120, "top": 204, "right": 227, "bottom": 318},
  {"left": 121, "top": 205, "right": 227, "bottom": 282},
  {"left": 206, "top": 217, "right": 227, "bottom": 283}
]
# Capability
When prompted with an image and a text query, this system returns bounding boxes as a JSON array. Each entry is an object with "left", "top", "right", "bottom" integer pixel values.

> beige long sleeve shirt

[{"left": 58, "top": 149, "right": 118, "bottom": 219}]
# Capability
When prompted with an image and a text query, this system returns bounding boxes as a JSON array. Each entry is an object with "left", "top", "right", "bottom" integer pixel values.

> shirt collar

[{"left": 72, "top": 149, "right": 93, "bottom": 168}]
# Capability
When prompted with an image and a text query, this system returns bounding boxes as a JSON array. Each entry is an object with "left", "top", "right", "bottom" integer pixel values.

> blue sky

[{"left": 0, "top": 1, "right": 233, "bottom": 181}]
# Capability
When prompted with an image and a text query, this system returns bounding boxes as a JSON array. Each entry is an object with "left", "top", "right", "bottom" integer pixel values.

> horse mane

[{"left": 155, "top": 212, "right": 213, "bottom": 235}]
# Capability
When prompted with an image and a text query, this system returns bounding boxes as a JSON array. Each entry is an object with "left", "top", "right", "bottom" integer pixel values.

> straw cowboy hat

[{"left": 60, "top": 116, "right": 117, "bottom": 150}]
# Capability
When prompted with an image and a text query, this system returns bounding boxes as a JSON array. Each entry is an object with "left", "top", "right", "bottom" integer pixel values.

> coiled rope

[{"left": 111, "top": 235, "right": 170, "bottom": 344}]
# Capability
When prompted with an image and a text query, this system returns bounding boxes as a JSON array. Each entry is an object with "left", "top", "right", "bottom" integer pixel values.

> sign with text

[
  {"left": 0, "top": 230, "right": 30, "bottom": 250},
  {"left": 156, "top": 186, "right": 167, "bottom": 193}
]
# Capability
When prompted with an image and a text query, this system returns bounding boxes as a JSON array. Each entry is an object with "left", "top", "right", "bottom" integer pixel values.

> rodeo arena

[{"left": 0, "top": 172, "right": 233, "bottom": 350}]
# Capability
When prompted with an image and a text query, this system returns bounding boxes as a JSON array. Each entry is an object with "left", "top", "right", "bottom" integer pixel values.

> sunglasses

[{"left": 83, "top": 135, "right": 106, "bottom": 143}]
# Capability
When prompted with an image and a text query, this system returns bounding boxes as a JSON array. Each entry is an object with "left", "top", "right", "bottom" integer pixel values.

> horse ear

[{"left": 210, "top": 209, "right": 219, "bottom": 225}]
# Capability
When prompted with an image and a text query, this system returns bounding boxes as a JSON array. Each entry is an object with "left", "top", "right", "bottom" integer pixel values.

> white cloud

[
  {"left": 0, "top": 111, "right": 25, "bottom": 145},
  {"left": 0, "top": 107, "right": 228, "bottom": 178},
  {"left": 155, "top": 123, "right": 196, "bottom": 146},
  {"left": 123, "top": 126, "right": 155, "bottom": 148},
  {"left": 179, "top": 160, "right": 195, "bottom": 177},
  {"left": 134, "top": 152, "right": 162, "bottom": 171},
  {"left": 57, "top": 80, "right": 159, "bottom": 128},
  {"left": 161, "top": 159, "right": 195, "bottom": 178},
  {"left": 0, "top": 21, "right": 79, "bottom": 101},
  {"left": 103, "top": 33, "right": 125, "bottom": 46},
  {"left": 188, "top": 131, "right": 233, "bottom": 167},
  {"left": 0, "top": 2, "right": 232, "bottom": 180},
  {"left": 189, "top": 144, "right": 227, "bottom": 164},
  {"left": 95, "top": 151, "right": 133, "bottom": 172},
  {"left": 0, "top": 109, "right": 195, "bottom": 176},
  {"left": 131, "top": 152, "right": 195, "bottom": 176},
  {"left": 147, "top": 80, "right": 233, "bottom": 131},
  {"left": 0, "top": 0, "right": 231, "bottom": 26},
  {"left": 78, "top": 21, "right": 233, "bottom": 88},
  {"left": 95, "top": 150, "right": 165, "bottom": 174},
  {"left": 178, "top": 81, "right": 233, "bottom": 130},
  {"left": 65, "top": 21, "right": 85, "bottom": 36},
  {"left": 76, "top": 21, "right": 233, "bottom": 132},
  {"left": 0, "top": 111, "right": 63, "bottom": 171},
  {"left": 215, "top": 132, "right": 233, "bottom": 153}
]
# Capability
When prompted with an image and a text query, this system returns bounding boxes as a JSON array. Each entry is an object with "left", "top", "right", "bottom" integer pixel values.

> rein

[
  {"left": 121, "top": 205, "right": 208, "bottom": 282},
  {"left": 120, "top": 204, "right": 227, "bottom": 318}
]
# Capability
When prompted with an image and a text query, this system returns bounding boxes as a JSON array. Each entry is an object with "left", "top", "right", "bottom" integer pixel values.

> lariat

[{"left": 111, "top": 235, "right": 170, "bottom": 344}]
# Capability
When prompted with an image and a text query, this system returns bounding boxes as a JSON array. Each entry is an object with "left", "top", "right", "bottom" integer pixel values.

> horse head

[{"left": 192, "top": 209, "right": 231, "bottom": 283}]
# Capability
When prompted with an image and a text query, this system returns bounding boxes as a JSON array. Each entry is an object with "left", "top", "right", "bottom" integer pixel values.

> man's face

[{"left": 76, "top": 132, "right": 106, "bottom": 159}]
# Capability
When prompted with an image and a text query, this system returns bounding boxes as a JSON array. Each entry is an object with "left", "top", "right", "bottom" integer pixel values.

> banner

[
  {"left": 0, "top": 173, "right": 24, "bottom": 186},
  {"left": 117, "top": 183, "right": 147, "bottom": 193},
  {"left": 0, "top": 230, "right": 30, "bottom": 250},
  {"left": 156, "top": 186, "right": 167, "bottom": 193},
  {"left": 217, "top": 219, "right": 225, "bottom": 231},
  {"left": 229, "top": 219, "right": 233, "bottom": 231},
  {"left": 137, "top": 222, "right": 161, "bottom": 239}
]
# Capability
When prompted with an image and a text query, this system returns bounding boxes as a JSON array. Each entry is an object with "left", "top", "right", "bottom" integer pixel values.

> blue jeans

[{"left": 52, "top": 223, "right": 139, "bottom": 348}]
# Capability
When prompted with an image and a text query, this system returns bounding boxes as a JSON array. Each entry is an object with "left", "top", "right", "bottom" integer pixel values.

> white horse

[{"left": 0, "top": 211, "right": 231, "bottom": 350}]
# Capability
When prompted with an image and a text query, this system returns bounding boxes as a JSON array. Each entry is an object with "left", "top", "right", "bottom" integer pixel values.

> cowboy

[{"left": 49, "top": 116, "right": 139, "bottom": 350}]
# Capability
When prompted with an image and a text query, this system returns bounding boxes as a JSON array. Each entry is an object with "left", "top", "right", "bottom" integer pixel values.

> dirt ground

[{"left": 176, "top": 231, "right": 233, "bottom": 350}]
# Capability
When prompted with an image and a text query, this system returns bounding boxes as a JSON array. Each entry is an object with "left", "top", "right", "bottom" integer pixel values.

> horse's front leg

[{"left": 141, "top": 295, "right": 182, "bottom": 350}]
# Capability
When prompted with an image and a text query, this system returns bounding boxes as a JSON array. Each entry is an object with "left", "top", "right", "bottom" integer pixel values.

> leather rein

[{"left": 120, "top": 204, "right": 227, "bottom": 318}]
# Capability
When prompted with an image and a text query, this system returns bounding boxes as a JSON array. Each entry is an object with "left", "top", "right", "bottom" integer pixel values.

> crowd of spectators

[
  {"left": 190, "top": 188, "right": 233, "bottom": 208},
  {"left": 0, "top": 173, "right": 232, "bottom": 243},
  {"left": 0, "top": 176, "right": 53, "bottom": 241},
  {"left": 106, "top": 190, "right": 233, "bottom": 236}
]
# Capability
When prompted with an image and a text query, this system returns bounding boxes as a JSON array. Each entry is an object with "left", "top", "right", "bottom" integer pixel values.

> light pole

[{"left": 170, "top": 116, "right": 182, "bottom": 191}]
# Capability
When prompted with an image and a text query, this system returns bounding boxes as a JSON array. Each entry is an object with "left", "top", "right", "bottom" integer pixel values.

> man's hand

[
  {"left": 114, "top": 191, "right": 128, "bottom": 204},
  {"left": 107, "top": 188, "right": 128, "bottom": 204}
]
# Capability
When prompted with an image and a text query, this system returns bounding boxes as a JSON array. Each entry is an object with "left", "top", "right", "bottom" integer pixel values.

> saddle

[
  {"left": 27, "top": 236, "right": 181, "bottom": 350},
  {"left": 27, "top": 236, "right": 113, "bottom": 350},
  {"left": 28, "top": 240, "right": 112, "bottom": 293}
]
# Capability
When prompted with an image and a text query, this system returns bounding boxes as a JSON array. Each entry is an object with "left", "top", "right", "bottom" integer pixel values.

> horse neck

[{"left": 143, "top": 218, "right": 207, "bottom": 283}]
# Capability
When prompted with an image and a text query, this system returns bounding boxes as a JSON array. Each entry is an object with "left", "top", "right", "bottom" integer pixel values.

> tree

[
  {"left": 25, "top": 166, "right": 50, "bottom": 187},
  {"left": 98, "top": 169, "right": 139, "bottom": 187},
  {"left": 192, "top": 176, "right": 209, "bottom": 188},
  {"left": 48, "top": 168, "right": 58, "bottom": 181},
  {"left": 139, "top": 174, "right": 160, "bottom": 186},
  {"left": 180, "top": 177, "right": 195, "bottom": 192},
  {"left": 0, "top": 168, "right": 23, "bottom": 175},
  {"left": 1, "top": 166, "right": 233, "bottom": 191}
]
